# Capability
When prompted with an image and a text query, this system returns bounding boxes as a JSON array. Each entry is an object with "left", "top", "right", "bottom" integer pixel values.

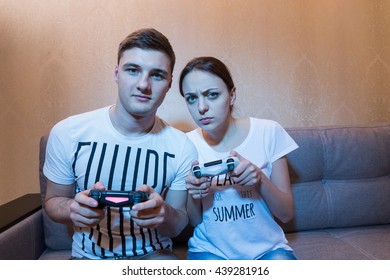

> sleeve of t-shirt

[
  {"left": 43, "top": 120, "right": 76, "bottom": 185},
  {"left": 168, "top": 136, "right": 198, "bottom": 191},
  {"left": 269, "top": 121, "right": 299, "bottom": 163}
]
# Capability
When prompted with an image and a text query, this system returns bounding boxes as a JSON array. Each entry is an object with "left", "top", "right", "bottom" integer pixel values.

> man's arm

[
  {"left": 45, "top": 180, "right": 105, "bottom": 227},
  {"left": 130, "top": 186, "right": 188, "bottom": 237},
  {"left": 45, "top": 180, "right": 75, "bottom": 224}
]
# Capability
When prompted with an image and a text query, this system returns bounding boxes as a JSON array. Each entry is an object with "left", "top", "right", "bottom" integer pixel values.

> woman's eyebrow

[
  {"left": 201, "top": 88, "right": 219, "bottom": 95},
  {"left": 184, "top": 87, "right": 219, "bottom": 96}
]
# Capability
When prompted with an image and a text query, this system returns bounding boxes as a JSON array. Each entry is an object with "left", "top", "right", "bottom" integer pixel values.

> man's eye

[
  {"left": 152, "top": 73, "right": 165, "bottom": 80},
  {"left": 185, "top": 95, "right": 197, "bottom": 104},
  {"left": 125, "top": 68, "right": 139, "bottom": 74}
]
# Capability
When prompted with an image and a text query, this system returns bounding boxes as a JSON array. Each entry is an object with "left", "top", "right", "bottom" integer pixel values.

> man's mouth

[{"left": 133, "top": 94, "right": 151, "bottom": 102}]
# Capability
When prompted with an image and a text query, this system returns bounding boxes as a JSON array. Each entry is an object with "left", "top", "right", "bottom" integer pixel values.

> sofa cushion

[
  {"left": 38, "top": 249, "right": 72, "bottom": 260},
  {"left": 286, "top": 128, "right": 324, "bottom": 183},
  {"left": 325, "top": 177, "right": 390, "bottom": 227},
  {"left": 322, "top": 125, "right": 390, "bottom": 180},
  {"left": 280, "top": 181, "right": 329, "bottom": 232},
  {"left": 0, "top": 211, "right": 45, "bottom": 260},
  {"left": 286, "top": 224, "right": 390, "bottom": 260},
  {"left": 283, "top": 123, "right": 390, "bottom": 232}
]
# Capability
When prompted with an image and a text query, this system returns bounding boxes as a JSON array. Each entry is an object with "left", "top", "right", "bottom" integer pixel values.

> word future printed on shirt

[{"left": 73, "top": 141, "right": 175, "bottom": 193}]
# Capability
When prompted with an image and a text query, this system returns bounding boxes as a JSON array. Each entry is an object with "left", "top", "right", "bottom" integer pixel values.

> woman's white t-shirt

[{"left": 187, "top": 118, "right": 298, "bottom": 259}]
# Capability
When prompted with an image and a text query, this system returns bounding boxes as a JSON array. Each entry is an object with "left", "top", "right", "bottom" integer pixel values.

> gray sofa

[{"left": 1, "top": 123, "right": 389, "bottom": 260}]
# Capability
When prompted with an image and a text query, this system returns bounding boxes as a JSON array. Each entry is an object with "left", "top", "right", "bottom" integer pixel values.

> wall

[{"left": 1, "top": 0, "right": 389, "bottom": 205}]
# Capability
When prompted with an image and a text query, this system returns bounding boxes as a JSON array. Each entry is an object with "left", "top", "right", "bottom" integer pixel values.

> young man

[{"left": 43, "top": 28, "right": 197, "bottom": 260}]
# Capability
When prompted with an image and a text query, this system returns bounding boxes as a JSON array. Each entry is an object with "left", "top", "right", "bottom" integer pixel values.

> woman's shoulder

[{"left": 249, "top": 117, "right": 281, "bottom": 128}]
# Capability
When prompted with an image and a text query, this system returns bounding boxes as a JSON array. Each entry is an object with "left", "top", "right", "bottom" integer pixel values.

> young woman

[{"left": 179, "top": 56, "right": 299, "bottom": 260}]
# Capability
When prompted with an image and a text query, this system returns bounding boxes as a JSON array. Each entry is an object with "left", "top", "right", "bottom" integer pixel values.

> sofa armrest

[{"left": 0, "top": 194, "right": 46, "bottom": 259}]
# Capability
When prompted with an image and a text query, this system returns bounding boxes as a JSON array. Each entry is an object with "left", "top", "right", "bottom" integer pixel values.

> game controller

[
  {"left": 192, "top": 156, "right": 239, "bottom": 178},
  {"left": 88, "top": 190, "right": 148, "bottom": 208}
]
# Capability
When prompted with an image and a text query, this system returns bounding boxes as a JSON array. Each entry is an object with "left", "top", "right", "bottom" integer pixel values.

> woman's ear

[{"left": 230, "top": 87, "right": 237, "bottom": 107}]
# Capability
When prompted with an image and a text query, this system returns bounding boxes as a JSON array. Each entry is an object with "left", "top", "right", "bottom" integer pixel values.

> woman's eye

[
  {"left": 185, "top": 95, "right": 197, "bottom": 104},
  {"left": 207, "top": 92, "right": 219, "bottom": 99}
]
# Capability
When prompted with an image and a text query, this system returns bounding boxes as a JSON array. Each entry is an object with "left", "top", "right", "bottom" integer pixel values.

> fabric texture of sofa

[{"left": 0, "top": 123, "right": 389, "bottom": 260}]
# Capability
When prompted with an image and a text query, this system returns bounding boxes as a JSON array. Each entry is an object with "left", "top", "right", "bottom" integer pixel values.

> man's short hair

[{"left": 118, "top": 28, "right": 176, "bottom": 73}]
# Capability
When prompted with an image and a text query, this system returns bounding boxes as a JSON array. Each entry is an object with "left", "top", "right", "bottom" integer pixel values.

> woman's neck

[{"left": 202, "top": 117, "right": 249, "bottom": 153}]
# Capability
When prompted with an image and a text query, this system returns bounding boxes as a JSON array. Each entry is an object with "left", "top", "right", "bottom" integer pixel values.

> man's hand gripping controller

[
  {"left": 88, "top": 190, "right": 148, "bottom": 208},
  {"left": 192, "top": 157, "right": 239, "bottom": 178}
]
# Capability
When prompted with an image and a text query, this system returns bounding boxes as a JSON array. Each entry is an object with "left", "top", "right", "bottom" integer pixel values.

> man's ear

[
  {"left": 167, "top": 74, "right": 173, "bottom": 90},
  {"left": 114, "top": 66, "right": 119, "bottom": 83}
]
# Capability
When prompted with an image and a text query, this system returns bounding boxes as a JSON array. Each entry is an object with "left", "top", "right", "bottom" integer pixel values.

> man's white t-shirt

[{"left": 43, "top": 106, "right": 197, "bottom": 259}]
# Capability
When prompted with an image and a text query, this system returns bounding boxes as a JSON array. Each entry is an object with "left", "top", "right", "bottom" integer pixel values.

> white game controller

[{"left": 192, "top": 157, "right": 239, "bottom": 178}]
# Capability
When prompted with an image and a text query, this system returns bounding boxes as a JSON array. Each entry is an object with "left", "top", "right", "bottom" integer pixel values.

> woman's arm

[
  {"left": 230, "top": 151, "right": 294, "bottom": 223},
  {"left": 260, "top": 157, "right": 294, "bottom": 223},
  {"left": 186, "top": 192, "right": 203, "bottom": 226}
]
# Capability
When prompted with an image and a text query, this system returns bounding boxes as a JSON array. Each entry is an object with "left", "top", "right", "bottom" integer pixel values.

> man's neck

[{"left": 109, "top": 104, "right": 156, "bottom": 137}]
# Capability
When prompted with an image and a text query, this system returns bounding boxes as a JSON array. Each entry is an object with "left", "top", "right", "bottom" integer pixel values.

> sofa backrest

[
  {"left": 39, "top": 123, "right": 390, "bottom": 248},
  {"left": 282, "top": 123, "right": 390, "bottom": 232}
]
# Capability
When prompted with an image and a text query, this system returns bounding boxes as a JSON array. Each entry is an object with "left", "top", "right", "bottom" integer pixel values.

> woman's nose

[{"left": 198, "top": 98, "right": 209, "bottom": 114}]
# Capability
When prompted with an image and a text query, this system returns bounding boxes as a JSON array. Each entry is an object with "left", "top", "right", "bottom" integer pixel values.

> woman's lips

[{"left": 199, "top": 117, "right": 213, "bottom": 125}]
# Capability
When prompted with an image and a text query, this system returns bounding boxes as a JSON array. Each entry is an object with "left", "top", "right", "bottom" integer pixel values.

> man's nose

[{"left": 136, "top": 74, "right": 151, "bottom": 92}]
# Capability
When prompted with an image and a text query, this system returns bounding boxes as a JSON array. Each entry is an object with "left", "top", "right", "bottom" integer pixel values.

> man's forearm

[{"left": 45, "top": 197, "right": 73, "bottom": 224}]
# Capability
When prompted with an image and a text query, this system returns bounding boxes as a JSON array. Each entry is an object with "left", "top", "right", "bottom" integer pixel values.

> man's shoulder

[
  {"left": 153, "top": 117, "right": 197, "bottom": 151},
  {"left": 67, "top": 106, "right": 109, "bottom": 122},
  {"left": 154, "top": 117, "right": 188, "bottom": 137},
  {"left": 49, "top": 106, "right": 111, "bottom": 140},
  {"left": 53, "top": 106, "right": 109, "bottom": 128},
  {"left": 185, "top": 128, "right": 201, "bottom": 142}
]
